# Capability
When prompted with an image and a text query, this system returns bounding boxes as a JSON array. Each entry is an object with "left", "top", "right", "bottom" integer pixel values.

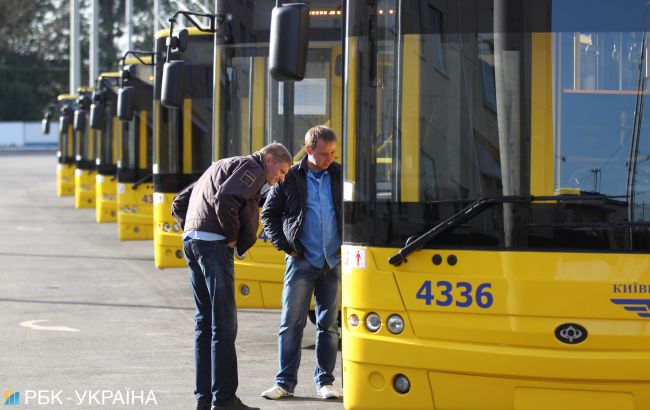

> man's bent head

[{"left": 260, "top": 142, "right": 292, "bottom": 185}]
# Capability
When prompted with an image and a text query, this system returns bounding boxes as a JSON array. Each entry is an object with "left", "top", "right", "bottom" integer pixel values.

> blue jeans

[
  {"left": 276, "top": 255, "right": 341, "bottom": 392},
  {"left": 184, "top": 238, "right": 237, "bottom": 406}
]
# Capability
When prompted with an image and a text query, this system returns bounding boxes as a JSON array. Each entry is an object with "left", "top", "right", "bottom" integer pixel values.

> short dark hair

[
  {"left": 305, "top": 125, "right": 336, "bottom": 149},
  {"left": 260, "top": 142, "right": 292, "bottom": 165}
]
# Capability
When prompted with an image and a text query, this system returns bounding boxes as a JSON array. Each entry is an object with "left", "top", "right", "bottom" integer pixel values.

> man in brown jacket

[{"left": 172, "top": 142, "right": 292, "bottom": 410}]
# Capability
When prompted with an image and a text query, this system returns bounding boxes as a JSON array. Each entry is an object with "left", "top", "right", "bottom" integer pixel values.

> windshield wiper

[{"left": 387, "top": 193, "right": 627, "bottom": 266}]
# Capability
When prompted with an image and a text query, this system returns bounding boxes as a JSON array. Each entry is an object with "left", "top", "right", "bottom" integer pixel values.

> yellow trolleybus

[
  {"left": 73, "top": 89, "right": 96, "bottom": 208},
  {"left": 91, "top": 72, "right": 121, "bottom": 223},
  {"left": 216, "top": 0, "right": 342, "bottom": 308},
  {"left": 116, "top": 56, "right": 155, "bottom": 240},
  {"left": 339, "top": 1, "right": 650, "bottom": 409},
  {"left": 153, "top": 28, "right": 214, "bottom": 268},
  {"left": 160, "top": 2, "right": 342, "bottom": 310},
  {"left": 55, "top": 94, "right": 76, "bottom": 196}
]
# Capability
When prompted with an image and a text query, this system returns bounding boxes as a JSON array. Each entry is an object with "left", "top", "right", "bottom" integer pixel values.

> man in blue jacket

[{"left": 260, "top": 125, "right": 342, "bottom": 400}]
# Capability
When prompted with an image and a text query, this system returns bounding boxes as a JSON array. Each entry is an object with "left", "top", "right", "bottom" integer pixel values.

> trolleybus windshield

[{"left": 344, "top": 0, "right": 650, "bottom": 253}]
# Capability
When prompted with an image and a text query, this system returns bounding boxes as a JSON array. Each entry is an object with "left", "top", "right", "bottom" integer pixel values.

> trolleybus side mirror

[
  {"left": 42, "top": 118, "right": 50, "bottom": 135},
  {"left": 161, "top": 60, "right": 185, "bottom": 109},
  {"left": 269, "top": 3, "right": 310, "bottom": 81},
  {"left": 42, "top": 111, "right": 52, "bottom": 134},
  {"left": 117, "top": 86, "right": 135, "bottom": 121},
  {"left": 89, "top": 91, "right": 105, "bottom": 130},
  {"left": 59, "top": 109, "right": 71, "bottom": 133},
  {"left": 175, "top": 29, "right": 190, "bottom": 52},
  {"left": 160, "top": 28, "right": 190, "bottom": 109},
  {"left": 89, "top": 102, "right": 104, "bottom": 129},
  {"left": 73, "top": 109, "right": 86, "bottom": 131}
]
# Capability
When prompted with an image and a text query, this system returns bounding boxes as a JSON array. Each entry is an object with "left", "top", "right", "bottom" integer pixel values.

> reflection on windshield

[
  {"left": 217, "top": 45, "right": 339, "bottom": 160},
  {"left": 554, "top": 13, "right": 650, "bottom": 221},
  {"left": 343, "top": 0, "right": 650, "bottom": 252}
]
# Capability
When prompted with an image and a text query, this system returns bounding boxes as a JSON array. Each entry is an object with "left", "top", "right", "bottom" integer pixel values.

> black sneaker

[
  {"left": 196, "top": 401, "right": 211, "bottom": 410},
  {"left": 212, "top": 397, "right": 260, "bottom": 410}
]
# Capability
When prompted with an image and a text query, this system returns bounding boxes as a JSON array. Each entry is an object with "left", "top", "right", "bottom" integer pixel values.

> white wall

[{"left": 0, "top": 122, "right": 58, "bottom": 148}]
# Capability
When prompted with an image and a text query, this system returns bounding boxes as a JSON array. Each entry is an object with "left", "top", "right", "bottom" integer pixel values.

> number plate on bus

[{"left": 416, "top": 280, "right": 494, "bottom": 309}]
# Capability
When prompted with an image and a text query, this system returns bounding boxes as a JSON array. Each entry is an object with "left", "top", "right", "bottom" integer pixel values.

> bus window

[{"left": 554, "top": 12, "right": 650, "bottom": 221}]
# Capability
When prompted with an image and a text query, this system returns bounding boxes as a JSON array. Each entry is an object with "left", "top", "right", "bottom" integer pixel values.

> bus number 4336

[{"left": 416, "top": 281, "right": 494, "bottom": 308}]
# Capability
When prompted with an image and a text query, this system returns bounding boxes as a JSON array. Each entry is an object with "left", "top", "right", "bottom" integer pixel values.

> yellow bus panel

[
  {"left": 74, "top": 168, "right": 95, "bottom": 208},
  {"left": 117, "top": 182, "right": 153, "bottom": 240},
  {"left": 95, "top": 174, "right": 117, "bottom": 223}
]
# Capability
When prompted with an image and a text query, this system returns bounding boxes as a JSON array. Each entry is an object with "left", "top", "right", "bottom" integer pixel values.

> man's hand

[
  {"left": 227, "top": 240, "right": 237, "bottom": 249},
  {"left": 287, "top": 251, "right": 298, "bottom": 257}
]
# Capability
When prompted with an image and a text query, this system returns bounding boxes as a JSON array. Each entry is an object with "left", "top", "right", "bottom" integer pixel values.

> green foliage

[{"left": 0, "top": 0, "right": 197, "bottom": 120}]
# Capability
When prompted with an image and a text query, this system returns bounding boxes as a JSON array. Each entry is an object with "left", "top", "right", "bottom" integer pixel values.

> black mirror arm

[
  {"left": 165, "top": 11, "right": 225, "bottom": 61},
  {"left": 118, "top": 50, "right": 157, "bottom": 88},
  {"left": 120, "top": 50, "right": 157, "bottom": 67},
  {"left": 168, "top": 10, "right": 225, "bottom": 34}
]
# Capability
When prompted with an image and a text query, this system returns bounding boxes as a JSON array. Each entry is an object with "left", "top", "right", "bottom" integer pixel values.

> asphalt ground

[{"left": 0, "top": 151, "right": 343, "bottom": 410}]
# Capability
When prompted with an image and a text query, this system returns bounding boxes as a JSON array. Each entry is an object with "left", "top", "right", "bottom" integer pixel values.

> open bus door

[
  {"left": 91, "top": 72, "right": 121, "bottom": 223},
  {"left": 154, "top": 27, "right": 214, "bottom": 268},
  {"left": 55, "top": 94, "right": 77, "bottom": 197},
  {"left": 116, "top": 54, "right": 155, "bottom": 240},
  {"left": 73, "top": 88, "right": 96, "bottom": 208}
]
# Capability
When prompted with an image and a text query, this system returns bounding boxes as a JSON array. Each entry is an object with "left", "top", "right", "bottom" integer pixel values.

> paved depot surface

[{"left": 0, "top": 152, "right": 343, "bottom": 409}]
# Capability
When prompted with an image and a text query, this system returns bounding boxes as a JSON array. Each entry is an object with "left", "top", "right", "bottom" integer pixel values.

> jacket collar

[{"left": 251, "top": 152, "right": 264, "bottom": 168}]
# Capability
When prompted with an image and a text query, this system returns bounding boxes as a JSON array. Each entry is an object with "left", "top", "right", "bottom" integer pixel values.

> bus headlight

[
  {"left": 163, "top": 223, "right": 170, "bottom": 232},
  {"left": 124, "top": 206, "right": 131, "bottom": 213},
  {"left": 172, "top": 223, "right": 180, "bottom": 232},
  {"left": 348, "top": 314, "right": 360, "bottom": 327},
  {"left": 131, "top": 206, "right": 138, "bottom": 213},
  {"left": 365, "top": 313, "right": 381, "bottom": 332},
  {"left": 393, "top": 374, "right": 410, "bottom": 394},
  {"left": 387, "top": 314, "right": 404, "bottom": 334}
]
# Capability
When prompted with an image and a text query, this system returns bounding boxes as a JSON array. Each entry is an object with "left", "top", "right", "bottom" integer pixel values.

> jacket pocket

[{"left": 282, "top": 215, "right": 299, "bottom": 251}]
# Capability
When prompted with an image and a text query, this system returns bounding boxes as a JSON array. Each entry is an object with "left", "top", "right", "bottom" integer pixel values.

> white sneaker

[
  {"left": 317, "top": 384, "right": 342, "bottom": 400},
  {"left": 261, "top": 385, "right": 292, "bottom": 400}
]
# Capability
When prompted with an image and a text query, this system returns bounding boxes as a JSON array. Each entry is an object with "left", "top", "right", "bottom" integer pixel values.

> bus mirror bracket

[
  {"left": 116, "top": 50, "right": 156, "bottom": 122},
  {"left": 160, "top": 11, "right": 224, "bottom": 109}
]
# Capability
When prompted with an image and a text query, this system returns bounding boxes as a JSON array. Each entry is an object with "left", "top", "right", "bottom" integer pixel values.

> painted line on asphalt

[{"left": 19, "top": 319, "right": 80, "bottom": 332}]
